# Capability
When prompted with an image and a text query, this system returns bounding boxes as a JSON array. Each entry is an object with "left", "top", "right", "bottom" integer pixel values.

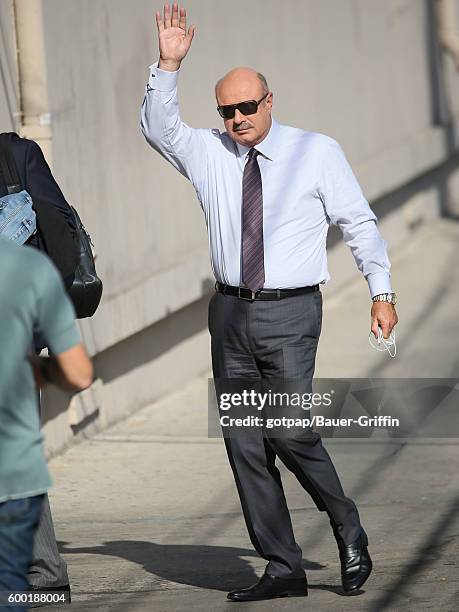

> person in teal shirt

[{"left": 0, "top": 235, "right": 93, "bottom": 610}]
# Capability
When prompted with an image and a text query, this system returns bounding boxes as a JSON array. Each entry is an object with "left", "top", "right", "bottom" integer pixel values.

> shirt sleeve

[
  {"left": 35, "top": 256, "right": 81, "bottom": 355},
  {"left": 140, "top": 61, "right": 210, "bottom": 192},
  {"left": 318, "top": 138, "right": 392, "bottom": 298}
]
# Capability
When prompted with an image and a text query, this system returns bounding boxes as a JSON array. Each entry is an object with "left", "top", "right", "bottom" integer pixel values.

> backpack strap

[{"left": 0, "top": 133, "right": 22, "bottom": 194}]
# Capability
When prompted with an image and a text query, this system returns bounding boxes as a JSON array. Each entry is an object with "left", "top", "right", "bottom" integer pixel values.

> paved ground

[{"left": 46, "top": 219, "right": 459, "bottom": 611}]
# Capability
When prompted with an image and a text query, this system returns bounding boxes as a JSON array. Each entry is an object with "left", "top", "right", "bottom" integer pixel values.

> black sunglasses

[{"left": 217, "top": 92, "right": 269, "bottom": 119}]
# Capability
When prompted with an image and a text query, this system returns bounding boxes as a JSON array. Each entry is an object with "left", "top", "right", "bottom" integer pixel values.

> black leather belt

[{"left": 215, "top": 281, "right": 320, "bottom": 301}]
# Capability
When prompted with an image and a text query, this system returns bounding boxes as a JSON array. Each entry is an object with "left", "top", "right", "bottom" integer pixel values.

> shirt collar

[{"left": 235, "top": 117, "right": 279, "bottom": 161}]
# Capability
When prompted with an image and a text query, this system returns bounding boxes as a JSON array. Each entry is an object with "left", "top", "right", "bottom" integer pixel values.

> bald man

[{"left": 141, "top": 3, "right": 398, "bottom": 603}]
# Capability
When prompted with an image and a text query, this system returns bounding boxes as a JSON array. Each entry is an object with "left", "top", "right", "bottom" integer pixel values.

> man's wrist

[
  {"left": 158, "top": 58, "right": 181, "bottom": 72},
  {"left": 372, "top": 292, "right": 397, "bottom": 305}
]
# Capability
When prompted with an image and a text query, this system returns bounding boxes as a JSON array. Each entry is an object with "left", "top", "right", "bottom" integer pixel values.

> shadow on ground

[{"left": 58, "top": 540, "right": 350, "bottom": 594}]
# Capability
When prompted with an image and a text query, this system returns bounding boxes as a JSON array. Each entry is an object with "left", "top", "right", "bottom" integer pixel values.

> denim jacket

[{"left": 0, "top": 189, "right": 36, "bottom": 245}]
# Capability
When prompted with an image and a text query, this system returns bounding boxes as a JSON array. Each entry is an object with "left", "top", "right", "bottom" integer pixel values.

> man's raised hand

[{"left": 156, "top": 3, "right": 195, "bottom": 71}]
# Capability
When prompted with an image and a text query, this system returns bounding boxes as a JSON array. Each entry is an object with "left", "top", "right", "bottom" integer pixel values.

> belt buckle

[{"left": 238, "top": 287, "right": 256, "bottom": 301}]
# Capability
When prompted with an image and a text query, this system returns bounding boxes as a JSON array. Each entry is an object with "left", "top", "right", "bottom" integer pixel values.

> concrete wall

[
  {"left": 1, "top": 1, "right": 459, "bottom": 456},
  {"left": 0, "top": 0, "right": 18, "bottom": 132}
]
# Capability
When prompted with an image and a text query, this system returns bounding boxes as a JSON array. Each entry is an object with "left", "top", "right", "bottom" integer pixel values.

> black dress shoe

[
  {"left": 227, "top": 573, "right": 308, "bottom": 602},
  {"left": 28, "top": 584, "right": 71, "bottom": 607},
  {"left": 338, "top": 532, "right": 373, "bottom": 592}
]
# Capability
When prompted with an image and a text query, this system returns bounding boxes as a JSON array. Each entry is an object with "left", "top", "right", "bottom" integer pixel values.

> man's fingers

[
  {"left": 156, "top": 10, "right": 164, "bottom": 32},
  {"left": 371, "top": 318, "right": 379, "bottom": 339},
  {"left": 187, "top": 24, "right": 195, "bottom": 42},
  {"left": 171, "top": 2, "right": 179, "bottom": 27},
  {"left": 372, "top": 312, "right": 391, "bottom": 339},
  {"left": 179, "top": 6, "right": 186, "bottom": 31},
  {"left": 160, "top": 3, "right": 191, "bottom": 39},
  {"left": 371, "top": 303, "right": 398, "bottom": 340},
  {"left": 164, "top": 3, "right": 171, "bottom": 28}
]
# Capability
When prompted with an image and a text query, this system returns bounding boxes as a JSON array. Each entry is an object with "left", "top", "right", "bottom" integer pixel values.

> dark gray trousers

[
  {"left": 209, "top": 290, "right": 362, "bottom": 578},
  {"left": 27, "top": 392, "right": 69, "bottom": 588},
  {"left": 28, "top": 495, "right": 69, "bottom": 588}
]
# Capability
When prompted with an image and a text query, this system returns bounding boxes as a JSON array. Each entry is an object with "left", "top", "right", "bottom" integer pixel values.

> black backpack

[
  {"left": 0, "top": 133, "right": 102, "bottom": 319},
  {"left": 67, "top": 206, "right": 103, "bottom": 318}
]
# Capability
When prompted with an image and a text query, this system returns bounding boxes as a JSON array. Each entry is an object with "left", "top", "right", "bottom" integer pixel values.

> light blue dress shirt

[{"left": 141, "top": 63, "right": 392, "bottom": 297}]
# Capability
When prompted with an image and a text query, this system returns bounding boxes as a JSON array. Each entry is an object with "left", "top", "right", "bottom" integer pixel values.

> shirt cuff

[
  {"left": 48, "top": 324, "right": 81, "bottom": 356},
  {"left": 366, "top": 272, "right": 393, "bottom": 299},
  {"left": 147, "top": 61, "right": 180, "bottom": 92}
]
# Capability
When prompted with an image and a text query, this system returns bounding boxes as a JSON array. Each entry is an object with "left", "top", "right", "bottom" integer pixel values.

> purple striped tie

[{"left": 241, "top": 148, "right": 265, "bottom": 292}]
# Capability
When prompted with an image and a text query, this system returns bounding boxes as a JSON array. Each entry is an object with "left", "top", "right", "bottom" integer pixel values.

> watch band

[{"left": 372, "top": 292, "right": 397, "bottom": 304}]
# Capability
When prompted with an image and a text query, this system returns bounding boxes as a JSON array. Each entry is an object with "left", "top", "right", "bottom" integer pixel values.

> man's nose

[{"left": 233, "top": 108, "right": 245, "bottom": 123}]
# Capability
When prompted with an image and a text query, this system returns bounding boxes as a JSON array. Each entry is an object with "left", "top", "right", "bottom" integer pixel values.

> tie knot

[{"left": 248, "top": 148, "right": 259, "bottom": 160}]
